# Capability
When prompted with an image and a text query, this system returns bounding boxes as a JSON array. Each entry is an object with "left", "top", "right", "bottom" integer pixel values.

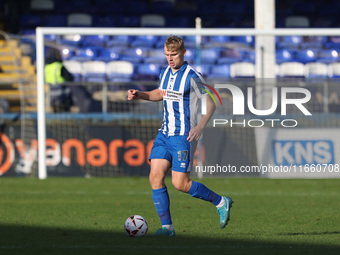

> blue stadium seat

[
  {"left": 184, "top": 48, "right": 196, "bottom": 64},
  {"left": 71, "top": 47, "right": 98, "bottom": 62},
  {"left": 325, "top": 36, "right": 340, "bottom": 49},
  {"left": 82, "top": 61, "right": 107, "bottom": 82},
  {"left": 208, "top": 36, "right": 231, "bottom": 47},
  {"left": 135, "top": 63, "right": 161, "bottom": 81},
  {"left": 93, "top": 0, "right": 123, "bottom": 14},
  {"left": 120, "top": 48, "right": 148, "bottom": 64},
  {"left": 183, "top": 36, "right": 208, "bottom": 48},
  {"left": 301, "top": 36, "right": 327, "bottom": 49},
  {"left": 241, "top": 50, "right": 255, "bottom": 63},
  {"left": 59, "top": 34, "right": 83, "bottom": 47},
  {"left": 217, "top": 48, "right": 242, "bottom": 65},
  {"left": 19, "top": 14, "right": 43, "bottom": 30},
  {"left": 95, "top": 48, "right": 120, "bottom": 63},
  {"left": 155, "top": 36, "right": 168, "bottom": 48},
  {"left": 59, "top": 46, "right": 75, "bottom": 60},
  {"left": 317, "top": 49, "right": 339, "bottom": 64},
  {"left": 92, "top": 15, "right": 116, "bottom": 27},
  {"left": 192, "top": 64, "right": 212, "bottom": 78},
  {"left": 294, "top": 49, "right": 318, "bottom": 64},
  {"left": 277, "top": 35, "right": 302, "bottom": 49},
  {"left": 106, "top": 35, "right": 134, "bottom": 48},
  {"left": 231, "top": 35, "right": 254, "bottom": 47},
  {"left": 44, "top": 14, "right": 67, "bottom": 27},
  {"left": 68, "top": 0, "right": 92, "bottom": 13},
  {"left": 200, "top": 48, "right": 220, "bottom": 64},
  {"left": 144, "top": 49, "right": 167, "bottom": 65},
  {"left": 82, "top": 35, "right": 110, "bottom": 47},
  {"left": 276, "top": 49, "right": 293, "bottom": 64},
  {"left": 208, "top": 64, "right": 230, "bottom": 79},
  {"left": 166, "top": 16, "right": 194, "bottom": 28},
  {"left": 116, "top": 15, "right": 141, "bottom": 27},
  {"left": 130, "top": 35, "right": 159, "bottom": 48}
]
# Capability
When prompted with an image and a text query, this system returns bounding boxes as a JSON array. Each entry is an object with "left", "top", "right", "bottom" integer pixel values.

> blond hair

[{"left": 164, "top": 35, "right": 185, "bottom": 52}]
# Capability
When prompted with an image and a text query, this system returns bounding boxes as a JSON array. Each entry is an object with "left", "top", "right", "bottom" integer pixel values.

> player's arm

[
  {"left": 127, "top": 88, "right": 163, "bottom": 101},
  {"left": 188, "top": 94, "right": 216, "bottom": 142}
]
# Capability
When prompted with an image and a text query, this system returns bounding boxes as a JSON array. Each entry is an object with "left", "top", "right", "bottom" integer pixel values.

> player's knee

[{"left": 172, "top": 179, "right": 190, "bottom": 193}]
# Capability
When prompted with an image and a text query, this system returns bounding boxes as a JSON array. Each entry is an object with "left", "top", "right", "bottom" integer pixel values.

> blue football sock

[
  {"left": 187, "top": 181, "right": 222, "bottom": 206},
  {"left": 152, "top": 186, "right": 172, "bottom": 225}
]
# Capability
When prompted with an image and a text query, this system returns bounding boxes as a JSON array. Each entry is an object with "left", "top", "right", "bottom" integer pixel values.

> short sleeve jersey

[{"left": 158, "top": 61, "right": 206, "bottom": 136}]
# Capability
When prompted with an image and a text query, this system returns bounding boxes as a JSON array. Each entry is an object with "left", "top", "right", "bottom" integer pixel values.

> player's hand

[
  {"left": 187, "top": 126, "right": 203, "bottom": 142},
  {"left": 127, "top": 89, "right": 139, "bottom": 100}
]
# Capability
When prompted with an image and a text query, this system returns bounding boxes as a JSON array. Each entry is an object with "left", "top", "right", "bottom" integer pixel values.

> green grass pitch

[{"left": 1, "top": 177, "right": 339, "bottom": 255}]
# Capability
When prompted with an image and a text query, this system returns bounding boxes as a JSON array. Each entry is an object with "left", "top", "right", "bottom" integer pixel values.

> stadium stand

[
  {"left": 305, "top": 62, "right": 329, "bottom": 79},
  {"left": 3, "top": 0, "right": 340, "bottom": 114}
]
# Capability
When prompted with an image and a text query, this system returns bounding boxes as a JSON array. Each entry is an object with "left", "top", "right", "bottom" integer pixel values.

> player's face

[{"left": 164, "top": 46, "right": 186, "bottom": 72}]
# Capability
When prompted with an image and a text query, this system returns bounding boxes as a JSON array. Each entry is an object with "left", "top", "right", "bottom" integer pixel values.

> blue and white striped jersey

[{"left": 158, "top": 61, "right": 206, "bottom": 136}]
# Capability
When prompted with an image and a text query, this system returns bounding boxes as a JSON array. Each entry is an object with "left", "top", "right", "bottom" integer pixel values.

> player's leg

[
  {"left": 172, "top": 171, "right": 233, "bottom": 229},
  {"left": 149, "top": 158, "right": 175, "bottom": 236},
  {"left": 170, "top": 136, "right": 233, "bottom": 229}
]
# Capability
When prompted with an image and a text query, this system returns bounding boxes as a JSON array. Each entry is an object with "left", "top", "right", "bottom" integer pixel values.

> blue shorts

[{"left": 149, "top": 132, "right": 197, "bottom": 173}]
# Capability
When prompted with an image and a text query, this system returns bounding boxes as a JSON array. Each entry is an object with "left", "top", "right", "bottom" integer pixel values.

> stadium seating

[
  {"left": 120, "top": 48, "right": 148, "bottom": 64},
  {"left": 277, "top": 35, "right": 302, "bottom": 49},
  {"left": 82, "top": 61, "right": 107, "bottom": 82},
  {"left": 95, "top": 48, "right": 120, "bottom": 63},
  {"left": 208, "top": 64, "right": 230, "bottom": 79},
  {"left": 276, "top": 49, "right": 293, "bottom": 64},
  {"left": 135, "top": 63, "right": 161, "bottom": 81},
  {"left": 71, "top": 47, "right": 98, "bottom": 62},
  {"left": 279, "top": 62, "right": 305, "bottom": 77},
  {"left": 30, "top": 0, "right": 54, "bottom": 13},
  {"left": 63, "top": 60, "right": 82, "bottom": 82},
  {"left": 317, "top": 49, "right": 339, "bottom": 64},
  {"left": 294, "top": 49, "right": 318, "bottom": 64},
  {"left": 140, "top": 14, "right": 166, "bottom": 27},
  {"left": 130, "top": 35, "right": 159, "bottom": 48},
  {"left": 11, "top": 0, "right": 340, "bottom": 85},
  {"left": 217, "top": 48, "right": 242, "bottom": 65},
  {"left": 304, "top": 62, "right": 329, "bottom": 79},
  {"left": 106, "top": 61, "right": 134, "bottom": 83},
  {"left": 44, "top": 14, "right": 67, "bottom": 27},
  {"left": 230, "top": 62, "right": 255, "bottom": 78},
  {"left": 200, "top": 48, "right": 220, "bottom": 64},
  {"left": 328, "top": 62, "right": 340, "bottom": 78},
  {"left": 67, "top": 13, "right": 93, "bottom": 27},
  {"left": 285, "top": 16, "right": 310, "bottom": 27},
  {"left": 144, "top": 49, "right": 167, "bottom": 64},
  {"left": 82, "top": 35, "right": 110, "bottom": 47},
  {"left": 59, "top": 34, "right": 83, "bottom": 47}
]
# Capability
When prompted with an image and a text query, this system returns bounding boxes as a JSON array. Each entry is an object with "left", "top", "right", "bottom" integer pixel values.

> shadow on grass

[{"left": 0, "top": 224, "right": 339, "bottom": 255}]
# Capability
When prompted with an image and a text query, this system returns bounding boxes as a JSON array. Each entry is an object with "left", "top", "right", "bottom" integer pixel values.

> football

[{"left": 124, "top": 215, "right": 148, "bottom": 237}]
